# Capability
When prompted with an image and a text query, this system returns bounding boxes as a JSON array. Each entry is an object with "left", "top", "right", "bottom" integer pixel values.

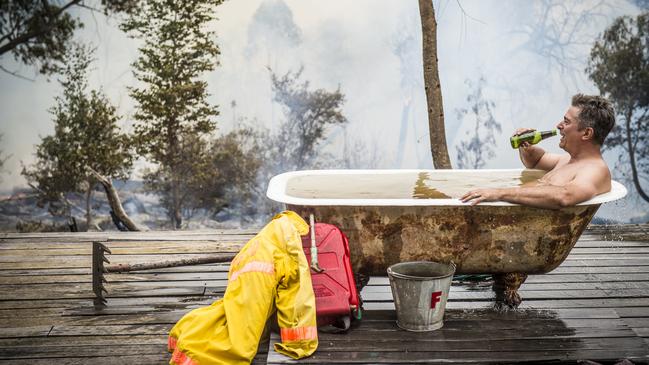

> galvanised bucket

[{"left": 387, "top": 261, "right": 456, "bottom": 331}]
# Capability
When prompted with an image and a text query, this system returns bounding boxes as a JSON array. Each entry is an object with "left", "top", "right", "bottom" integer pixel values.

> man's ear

[{"left": 582, "top": 127, "right": 595, "bottom": 141}]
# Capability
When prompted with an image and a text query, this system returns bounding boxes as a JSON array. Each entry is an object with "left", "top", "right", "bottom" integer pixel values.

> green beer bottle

[{"left": 510, "top": 129, "right": 558, "bottom": 149}]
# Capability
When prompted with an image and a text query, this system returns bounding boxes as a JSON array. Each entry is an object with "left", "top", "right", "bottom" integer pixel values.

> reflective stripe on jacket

[{"left": 168, "top": 211, "right": 318, "bottom": 364}]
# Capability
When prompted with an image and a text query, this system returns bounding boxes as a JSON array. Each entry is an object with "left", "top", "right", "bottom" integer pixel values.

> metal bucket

[{"left": 387, "top": 261, "right": 456, "bottom": 331}]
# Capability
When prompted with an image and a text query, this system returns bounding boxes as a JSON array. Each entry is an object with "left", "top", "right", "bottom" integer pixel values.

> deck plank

[{"left": 1, "top": 225, "right": 649, "bottom": 364}]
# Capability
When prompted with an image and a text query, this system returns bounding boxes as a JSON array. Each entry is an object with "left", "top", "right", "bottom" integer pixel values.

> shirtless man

[{"left": 461, "top": 94, "right": 616, "bottom": 209}]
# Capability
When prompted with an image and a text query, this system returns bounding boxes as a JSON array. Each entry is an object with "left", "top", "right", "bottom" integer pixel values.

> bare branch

[
  {"left": 0, "top": 0, "right": 83, "bottom": 56},
  {"left": 105, "top": 253, "right": 236, "bottom": 273},
  {"left": 454, "top": 0, "right": 486, "bottom": 25},
  {"left": 0, "top": 65, "right": 35, "bottom": 81}
]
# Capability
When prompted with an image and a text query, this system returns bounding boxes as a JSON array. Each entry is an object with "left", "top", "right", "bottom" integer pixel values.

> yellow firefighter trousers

[{"left": 168, "top": 211, "right": 318, "bottom": 365}]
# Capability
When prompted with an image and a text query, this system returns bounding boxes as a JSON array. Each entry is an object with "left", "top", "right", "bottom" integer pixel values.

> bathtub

[{"left": 266, "top": 169, "right": 627, "bottom": 307}]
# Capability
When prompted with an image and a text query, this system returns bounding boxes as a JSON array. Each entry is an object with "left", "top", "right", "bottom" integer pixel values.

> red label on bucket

[{"left": 431, "top": 291, "right": 442, "bottom": 309}]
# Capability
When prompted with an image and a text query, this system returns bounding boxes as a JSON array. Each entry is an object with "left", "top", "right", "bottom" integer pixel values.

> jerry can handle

[{"left": 309, "top": 214, "right": 324, "bottom": 273}]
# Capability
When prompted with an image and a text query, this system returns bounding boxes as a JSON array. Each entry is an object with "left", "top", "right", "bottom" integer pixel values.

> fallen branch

[{"left": 105, "top": 253, "right": 236, "bottom": 273}]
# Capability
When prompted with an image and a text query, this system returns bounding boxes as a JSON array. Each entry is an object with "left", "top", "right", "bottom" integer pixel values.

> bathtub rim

[{"left": 266, "top": 169, "right": 627, "bottom": 207}]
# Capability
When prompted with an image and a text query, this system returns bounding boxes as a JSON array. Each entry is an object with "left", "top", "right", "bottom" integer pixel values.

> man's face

[{"left": 556, "top": 106, "right": 581, "bottom": 151}]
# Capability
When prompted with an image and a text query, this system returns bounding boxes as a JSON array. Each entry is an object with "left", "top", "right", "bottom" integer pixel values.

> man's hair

[{"left": 571, "top": 94, "right": 615, "bottom": 145}]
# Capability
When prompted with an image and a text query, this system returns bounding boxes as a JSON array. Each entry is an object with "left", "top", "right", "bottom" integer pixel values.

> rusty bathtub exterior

[
  {"left": 285, "top": 204, "right": 598, "bottom": 276},
  {"left": 267, "top": 169, "right": 627, "bottom": 277}
]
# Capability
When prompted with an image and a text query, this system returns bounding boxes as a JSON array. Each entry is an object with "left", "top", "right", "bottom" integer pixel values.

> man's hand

[
  {"left": 513, "top": 128, "right": 535, "bottom": 149},
  {"left": 460, "top": 188, "right": 504, "bottom": 205},
  {"left": 512, "top": 127, "right": 560, "bottom": 170}
]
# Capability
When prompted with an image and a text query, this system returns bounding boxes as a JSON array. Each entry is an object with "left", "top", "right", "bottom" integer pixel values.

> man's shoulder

[
  {"left": 552, "top": 155, "right": 610, "bottom": 180},
  {"left": 575, "top": 157, "right": 612, "bottom": 188},
  {"left": 584, "top": 156, "right": 610, "bottom": 172}
]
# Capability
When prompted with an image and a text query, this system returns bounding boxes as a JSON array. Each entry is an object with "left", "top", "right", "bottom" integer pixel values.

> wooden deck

[{"left": 1, "top": 225, "right": 649, "bottom": 364}]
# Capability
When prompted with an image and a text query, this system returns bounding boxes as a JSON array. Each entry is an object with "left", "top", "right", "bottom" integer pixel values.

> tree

[
  {"left": 269, "top": 68, "right": 347, "bottom": 172},
  {"left": 121, "top": 0, "right": 222, "bottom": 229},
  {"left": 0, "top": 0, "right": 136, "bottom": 76},
  {"left": 509, "top": 1, "right": 616, "bottom": 89},
  {"left": 418, "top": 0, "right": 451, "bottom": 169},
  {"left": 455, "top": 78, "right": 502, "bottom": 169},
  {"left": 245, "top": 0, "right": 301, "bottom": 58},
  {"left": 240, "top": 69, "right": 348, "bottom": 220},
  {"left": 587, "top": 12, "right": 649, "bottom": 202},
  {"left": 187, "top": 128, "right": 262, "bottom": 221},
  {"left": 21, "top": 43, "right": 133, "bottom": 229}
]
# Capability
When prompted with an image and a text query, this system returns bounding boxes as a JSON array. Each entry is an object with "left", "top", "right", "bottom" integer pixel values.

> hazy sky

[{"left": 0, "top": 0, "right": 645, "bottom": 221}]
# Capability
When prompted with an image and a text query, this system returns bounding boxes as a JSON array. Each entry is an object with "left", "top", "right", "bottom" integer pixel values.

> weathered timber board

[
  {"left": 0, "top": 272, "right": 229, "bottom": 284},
  {"left": 8, "top": 280, "right": 649, "bottom": 302},
  {"left": 363, "top": 298, "right": 649, "bottom": 310},
  {"left": 9, "top": 271, "right": 647, "bottom": 286},
  {"left": 267, "top": 314, "right": 648, "bottom": 363},
  {"left": 1, "top": 225, "right": 649, "bottom": 364}
]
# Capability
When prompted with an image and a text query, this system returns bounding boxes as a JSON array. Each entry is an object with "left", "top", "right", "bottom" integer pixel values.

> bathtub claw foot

[{"left": 492, "top": 273, "right": 528, "bottom": 309}]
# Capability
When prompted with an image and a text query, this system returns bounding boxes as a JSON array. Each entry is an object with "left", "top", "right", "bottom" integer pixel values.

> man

[{"left": 461, "top": 94, "right": 615, "bottom": 209}]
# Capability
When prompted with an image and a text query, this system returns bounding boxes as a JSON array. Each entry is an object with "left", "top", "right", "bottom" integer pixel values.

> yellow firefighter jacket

[{"left": 168, "top": 211, "right": 318, "bottom": 365}]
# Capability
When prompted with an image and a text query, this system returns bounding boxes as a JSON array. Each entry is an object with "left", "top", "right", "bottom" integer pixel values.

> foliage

[
  {"left": 455, "top": 78, "right": 502, "bottom": 169},
  {"left": 121, "top": 0, "right": 222, "bottom": 229},
  {"left": 189, "top": 128, "right": 262, "bottom": 220},
  {"left": 21, "top": 43, "right": 133, "bottom": 225},
  {"left": 0, "top": 0, "right": 136, "bottom": 76},
  {"left": 269, "top": 67, "right": 347, "bottom": 172},
  {"left": 225, "top": 69, "right": 349, "bottom": 222},
  {"left": 587, "top": 12, "right": 649, "bottom": 202}
]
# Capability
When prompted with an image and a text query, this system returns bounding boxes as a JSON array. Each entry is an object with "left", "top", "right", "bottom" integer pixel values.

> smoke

[{"left": 0, "top": 0, "right": 646, "bottom": 222}]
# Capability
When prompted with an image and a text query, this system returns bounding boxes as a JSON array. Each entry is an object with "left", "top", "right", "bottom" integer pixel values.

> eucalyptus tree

[
  {"left": 269, "top": 68, "right": 347, "bottom": 172},
  {"left": 187, "top": 128, "right": 262, "bottom": 221},
  {"left": 455, "top": 78, "right": 502, "bottom": 169},
  {"left": 418, "top": 0, "right": 451, "bottom": 169},
  {"left": 21, "top": 44, "right": 133, "bottom": 230},
  {"left": 121, "top": 0, "right": 222, "bottom": 229},
  {"left": 587, "top": 12, "right": 649, "bottom": 202},
  {"left": 0, "top": 0, "right": 136, "bottom": 77}
]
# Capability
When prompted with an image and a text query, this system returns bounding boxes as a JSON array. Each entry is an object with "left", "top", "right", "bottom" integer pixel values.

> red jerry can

[{"left": 301, "top": 223, "right": 361, "bottom": 330}]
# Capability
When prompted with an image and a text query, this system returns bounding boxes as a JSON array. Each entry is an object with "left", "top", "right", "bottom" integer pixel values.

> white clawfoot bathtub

[{"left": 266, "top": 169, "right": 627, "bottom": 307}]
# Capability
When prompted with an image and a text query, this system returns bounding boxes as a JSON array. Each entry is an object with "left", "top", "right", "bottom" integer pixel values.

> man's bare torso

[{"left": 531, "top": 154, "right": 611, "bottom": 195}]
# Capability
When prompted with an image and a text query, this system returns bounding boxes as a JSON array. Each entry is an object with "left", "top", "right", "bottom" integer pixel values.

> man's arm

[
  {"left": 493, "top": 180, "right": 598, "bottom": 209},
  {"left": 519, "top": 145, "right": 563, "bottom": 171},
  {"left": 513, "top": 128, "right": 562, "bottom": 170},
  {"left": 461, "top": 165, "right": 607, "bottom": 209}
]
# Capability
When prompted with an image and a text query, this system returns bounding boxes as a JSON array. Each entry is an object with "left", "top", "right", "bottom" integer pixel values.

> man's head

[{"left": 570, "top": 94, "right": 615, "bottom": 145}]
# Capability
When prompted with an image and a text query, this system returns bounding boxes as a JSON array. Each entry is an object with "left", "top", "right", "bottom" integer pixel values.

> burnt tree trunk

[
  {"left": 418, "top": 0, "right": 452, "bottom": 169},
  {"left": 88, "top": 168, "right": 142, "bottom": 231},
  {"left": 85, "top": 179, "right": 96, "bottom": 231},
  {"left": 624, "top": 110, "right": 649, "bottom": 202},
  {"left": 173, "top": 182, "right": 182, "bottom": 230}
]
